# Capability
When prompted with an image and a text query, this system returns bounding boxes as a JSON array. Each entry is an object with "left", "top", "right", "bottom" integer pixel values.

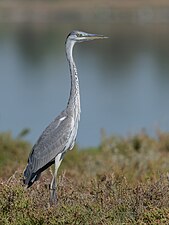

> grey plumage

[
  {"left": 23, "top": 110, "right": 71, "bottom": 187},
  {"left": 23, "top": 30, "right": 107, "bottom": 205}
]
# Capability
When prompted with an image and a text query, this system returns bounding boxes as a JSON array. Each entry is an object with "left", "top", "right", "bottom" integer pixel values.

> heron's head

[{"left": 66, "top": 30, "right": 108, "bottom": 43}]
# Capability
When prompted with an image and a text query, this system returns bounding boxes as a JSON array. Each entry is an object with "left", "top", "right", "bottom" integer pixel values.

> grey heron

[{"left": 23, "top": 30, "right": 107, "bottom": 205}]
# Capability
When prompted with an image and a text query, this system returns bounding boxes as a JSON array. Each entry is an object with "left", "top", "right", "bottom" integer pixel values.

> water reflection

[{"left": 0, "top": 23, "right": 169, "bottom": 147}]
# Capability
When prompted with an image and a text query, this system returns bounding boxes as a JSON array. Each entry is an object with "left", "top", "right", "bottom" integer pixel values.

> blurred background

[{"left": 0, "top": 0, "right": 169, "bottom": 148}]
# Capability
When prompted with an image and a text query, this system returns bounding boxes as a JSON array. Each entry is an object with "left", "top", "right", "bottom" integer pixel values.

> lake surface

[{"left": 0, "top": 22, "right": 169, "bottom": 147}]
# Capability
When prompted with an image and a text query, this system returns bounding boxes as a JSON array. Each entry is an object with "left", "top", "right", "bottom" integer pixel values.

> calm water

[{"left": 0, "top": 23, "right": 169, "bottom": 147}]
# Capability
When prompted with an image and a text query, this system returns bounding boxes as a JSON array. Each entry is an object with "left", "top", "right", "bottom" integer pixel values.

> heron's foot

[{"left": 49, "top": 188, "right": 58, "bottom": 206}]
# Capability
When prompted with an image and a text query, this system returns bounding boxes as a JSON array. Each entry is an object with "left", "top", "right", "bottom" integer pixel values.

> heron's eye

[{"left": 77, "top": 33, "right": 83, "bottom": 37}]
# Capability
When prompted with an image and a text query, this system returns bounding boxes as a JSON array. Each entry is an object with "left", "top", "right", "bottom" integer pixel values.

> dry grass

[{"left": 1, "top": 131, "right": 169, "bottom": 224}]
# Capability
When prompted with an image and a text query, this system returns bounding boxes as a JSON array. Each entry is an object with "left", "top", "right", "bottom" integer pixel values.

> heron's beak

[{"left": 85, "top": 33, "right": 108, "bottom": 41}]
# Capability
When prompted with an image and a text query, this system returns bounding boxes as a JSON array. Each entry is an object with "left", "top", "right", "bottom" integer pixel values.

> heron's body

[{"left": 23, "top": 30, "right": 107, "bottom": 205}]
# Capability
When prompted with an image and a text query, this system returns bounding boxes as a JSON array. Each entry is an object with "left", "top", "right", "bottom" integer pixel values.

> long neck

[{"left": 66, "top": 39, "right": 81, "bottom": 120}]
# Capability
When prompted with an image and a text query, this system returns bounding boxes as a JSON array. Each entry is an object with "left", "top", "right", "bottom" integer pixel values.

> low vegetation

[{"left": 0, "top": 130, "right": 169, "bottom": 224}]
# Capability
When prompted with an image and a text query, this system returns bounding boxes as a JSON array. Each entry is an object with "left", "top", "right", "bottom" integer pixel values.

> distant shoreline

[{"left": 1, "top": 0, "right": 169, "bottom": 23}]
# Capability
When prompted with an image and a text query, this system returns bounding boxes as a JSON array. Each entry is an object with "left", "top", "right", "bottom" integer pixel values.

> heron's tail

[{"left": 23, "top": 164, "right": 41, "bottom": 188}]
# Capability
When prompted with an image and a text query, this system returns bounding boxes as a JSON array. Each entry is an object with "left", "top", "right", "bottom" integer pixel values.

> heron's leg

[{"left": 49, "top": 153, "right": 62, "bottom": 205}]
